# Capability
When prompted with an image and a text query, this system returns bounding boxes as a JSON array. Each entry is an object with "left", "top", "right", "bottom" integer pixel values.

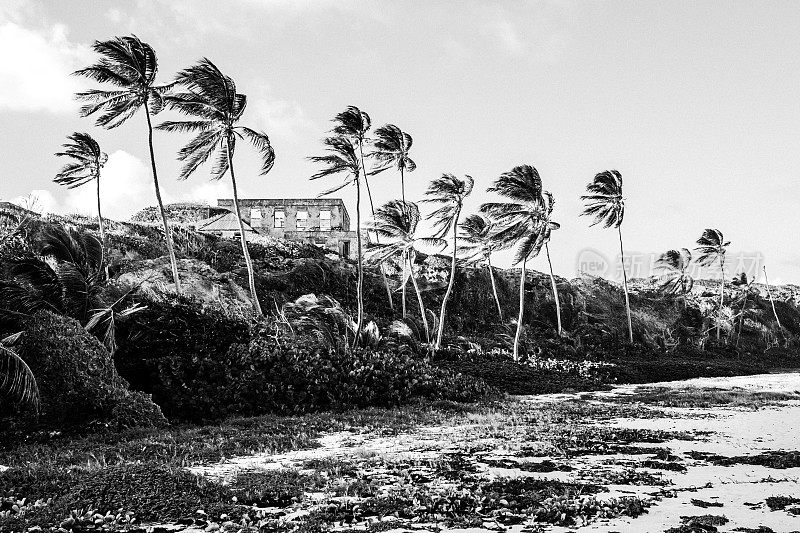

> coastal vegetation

[{"left": 1, "top": 31, "right": 800, "bottom": 533}]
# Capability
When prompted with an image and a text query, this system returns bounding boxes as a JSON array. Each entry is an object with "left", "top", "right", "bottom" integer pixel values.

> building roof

[{"left": 195, "top": 212, "right": 255, "bottom": 233}]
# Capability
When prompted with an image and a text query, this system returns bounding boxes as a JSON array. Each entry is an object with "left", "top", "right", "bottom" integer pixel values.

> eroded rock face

[{"left": 116, "top": 257, "right": 253, "bottom": 317}]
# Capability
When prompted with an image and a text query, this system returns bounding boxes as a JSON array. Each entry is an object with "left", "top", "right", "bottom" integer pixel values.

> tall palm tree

[
  {"left": 539, "top": 192, "right": 563, "bottom": 336},
  {"left": 581, "top": 170, "right": 632, "bottom": 343},
  {"left": 481, "top": 165, "right": 550, "bottom": 361},
  {"left": 424, "top": 174, "right": 474, "bottom": 350},
  {"left": 53, "top": 132, "right": 109, "bottom": 252},
  {"left": 157, "top": 58, "right": 275, "bottom": 316},
  {"left": 365, "top": 200, "right": 444, "bottom": 344},
  {"left": 371, "top": 124, "right": 416, "bottom": 202},
  {"left": 763, "top": 265, "right": 782, "bottom": 329},
  {"left": 655, "top": 248, "right": 694, "bottom": 306},
  {"left": 695, "top": 228, "right": 730, "bottom": 341},
  {"left": 458, "top": 214, "right": 504, "bottom": 321},
  {"left": 74, "top": 35, "right": 181, "bottom": 292},
  {"left": 333, "top": 106, "right": 394, "bottom": 311},
  {"left": 309, "top": 136, "right": 366, "bottom": 344}
]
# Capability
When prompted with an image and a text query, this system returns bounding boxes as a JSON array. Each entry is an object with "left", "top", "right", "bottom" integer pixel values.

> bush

[
  {"left": 137, "top": 323, "right": 492, "bottom": 421},
  {"left": 14, "top": 312, "right": 165, "bottom": 429}
]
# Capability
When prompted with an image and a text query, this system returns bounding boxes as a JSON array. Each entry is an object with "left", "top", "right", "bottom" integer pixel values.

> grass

[
  {"left": 0, "top": 396, "right": 704, "bottom": 531},
  {"left": 625, "top": 386, "right": 800, "bottom": 409}
]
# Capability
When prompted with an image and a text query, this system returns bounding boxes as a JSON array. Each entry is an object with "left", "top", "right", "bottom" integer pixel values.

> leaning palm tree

[
  {"left": 655, "top": 248, "right": 694, "bottom": 306},
  {"left": 458, "top": 214, "right": 504, "bottom": 321},
  {"left": 539, "top": 192, "right": 563, "bottom": 336},
  {"left": 581, "top": 170, "right": 633, "bottom": 343},
  {"left": 695, "top": 229, "right": 730, "bottom": 341},
  {"left": 309, "top": 136, "right": 366, "bottom": 344},
  {"left": 53, "top": 133, "right": 109, "bottom": 251},
  {"left": 424, "top": 174, "right": 474, "bottom": 350},
  {"left": 371, "top": 124, "right": 416, "bottom": 202},
  {"left": 365, "top": 200, "right": 445, "bottom": 344},
  {"left": 74, "top": 35, "right": 181, "bottom": 292},
  {"left": 482, "top": 165, "right": 550, "bottom": 361},
  {"left": 333, "top": 106, "right": 394, "bottom": 311},
  {"left": 157, "top": 58, "right": 275, "bottom": 316}
]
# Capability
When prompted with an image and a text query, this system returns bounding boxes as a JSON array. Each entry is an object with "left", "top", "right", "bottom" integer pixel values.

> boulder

[{"left": 117, "top": 257, "right": 253, "bottom": 317}]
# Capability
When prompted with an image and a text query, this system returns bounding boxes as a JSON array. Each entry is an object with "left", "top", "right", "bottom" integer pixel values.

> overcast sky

[{"left": 1, "top": 0, "right": 799, "bottom": 283}]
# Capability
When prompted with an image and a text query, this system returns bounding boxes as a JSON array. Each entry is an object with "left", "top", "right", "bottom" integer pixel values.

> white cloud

[
  {"left": 249, "top": 85, "right": 317, "bottom": 142},
  {"left": 0, "top": 21, "right": 91, "bottom": 113},
  {"left": 63, "top": 150, "right": 154, "bottom": 220}
]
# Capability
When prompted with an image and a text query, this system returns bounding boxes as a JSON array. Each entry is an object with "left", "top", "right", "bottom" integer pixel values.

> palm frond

[
  {"left": 580, "top": 170, "right": 624, "bottom": 228},
  {"left": 0, "top": 344, "right": 40, "bottom": 412}
]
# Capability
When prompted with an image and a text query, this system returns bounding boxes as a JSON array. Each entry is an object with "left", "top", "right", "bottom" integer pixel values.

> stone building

[{"left": 209, "top": 198, "right": 363, "bottom": 259}]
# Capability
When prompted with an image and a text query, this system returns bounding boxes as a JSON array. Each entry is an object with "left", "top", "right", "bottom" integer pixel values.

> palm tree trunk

[
  {"left": 400, "top": 166, "right": 406, "bottom": 203},
  {"left": 545, "top": 243, "right": 562, "bottom": 336},
  {"left": 617, "top": 226, "right": 633, "bottom": 343},
  {"left": 513, "top": 257, "right": 527, "bottom": 362},
  {"left": 95, "top": 170, "right": 105, "bottom": 262},
  {"left": 409, "top": 253, "right": 430, "bottom": 344},
  {"left": 225, "top": 136, "right": 263, "bottom": 316},
  {"left": 717, "top": 256, "right": 725, "bottom": 341},
  {"left": 358, "top": 143, "right": 394, "bottom": 311},
  {"left": 487, "top": 255, "right": 503, "bottom": 322},
  {"left": 353, "top": 171, "right": 364, "bottom": 348},
  {"left": 401, "top": 250, "right": 408, "bottom": 318},
  {"left": 763, "top": 266, "right": 782, "bottom": 329},
  {"left": 144, "top": 102, "right": 181, "bottom": 293},
  {"left": 737, "top": 288, "right": 748, "bottom": 348},
  {"left": 435, "top": 209, "right": 461, "bottom": 351}
]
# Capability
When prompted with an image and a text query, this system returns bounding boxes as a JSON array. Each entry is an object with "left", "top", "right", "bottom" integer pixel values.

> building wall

[
  {"left": 217, "top": 199, "right": 350, "bottom": 232},
  {"left": 216, "top": 198, "right": 360, "bottom": 259}
]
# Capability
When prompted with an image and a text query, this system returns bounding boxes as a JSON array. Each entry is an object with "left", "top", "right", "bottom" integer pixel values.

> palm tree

[
  {"left": 74, "top": 35, "right": 181, "bottom": 293},
  {"left": 581, "top": 170, "right": 633, "bottom": 343},
  {"left": 53, "top": 133, "right": 109, "bottom": 252},
  {"left": 458, "top": 214, "right": 504, "bottom": 321},
  {"left": 655, "top": 248, "right": 694, "bottom": 306},
  {"left": 695, "top": 228, "right": 730, "bottom": 341},
  {"left": 333, "top": 106, "right": 394, "bottom": 311},
  {"left": 481, "top": 165, "right": 550, "bottom": 361},
  {"left": 157, "top": 58, "right": 275, "bottom": 316},
  {"left": 762, "top": 265, "right": 782, "bottom": 329},
  {"left": 309, "top": 136, "right": 366, "bottom": 344},
  {"left": 365, "top": 200, "right": 444, "bottom": 344},
  {"left": 371, "top": 124, "right": 416, "bottom": 202},
  {"left": 424, "top": 174, "right": 474, "bottom": 350}
]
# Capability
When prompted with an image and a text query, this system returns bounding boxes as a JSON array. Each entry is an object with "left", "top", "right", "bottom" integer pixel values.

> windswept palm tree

[
  {"left": 157, "top": 58, "right": 275, "bottom": 316},
  {"left": 74, "top": 35, "right": 181, "bottom": 292},
  {"left": 539, "top": 191, "right": 563, "bottom": 336},
  {"left": 333, "top": 106, "right": 394, "bottom": 311},
  {"left": 458, "top": 214, "right": 503, "bottom": 321},
  {"left": 371, "top": 124, "right": 416, "bottom": 202},
  {"left": 481, "top": 165, "right": 550, "bottom": 361},
  {"left": 581, "top": 170, "right": 632, "bottom": 343},
  {"left": 309, "top": 136, "right": 366, "bottom": 344},
  {"left": 424, "top": 174, "right": 474, "bottom": 350},
  {"left": 365, "top": 200, "right": 444, "bottom": 344},
  {"left": 695, "top": 228, "right": 730, "bottom": 341},
  {"left": 54, "top": 133, "right": 109, "bottom": 251},
  {"left": 655, "top": 248, "right": 694, "bottom": 305}
]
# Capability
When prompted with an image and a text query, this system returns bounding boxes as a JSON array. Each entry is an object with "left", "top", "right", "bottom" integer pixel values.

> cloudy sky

[{"left": 1, "top": 0, "right": 799, "bottom": 282}]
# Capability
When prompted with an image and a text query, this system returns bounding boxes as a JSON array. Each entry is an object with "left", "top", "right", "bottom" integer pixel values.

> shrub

[
  {"left": 13, "top": 311, "right": 165, "bottom": 429},
  {"left": 137, "top": 323, "right": 491, "bottom": 421}
]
